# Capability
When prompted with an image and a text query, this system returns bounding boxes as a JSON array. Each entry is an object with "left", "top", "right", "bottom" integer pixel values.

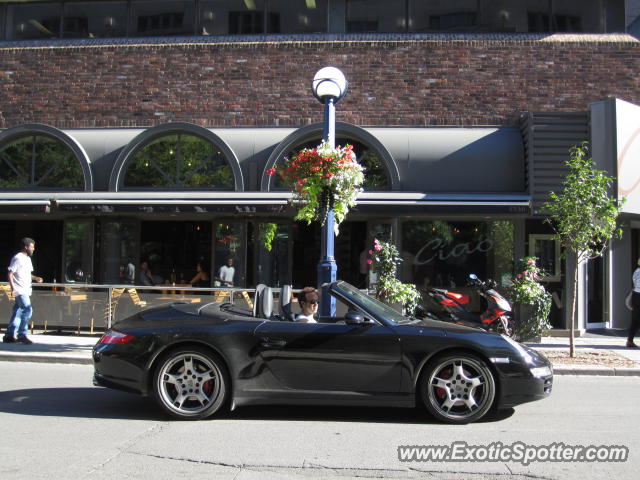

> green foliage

[
  {"left": 544, "top": 142, "right": 624, "bottom": 263},
  {"left": 370, "top": 239, "right": 422, "bottom": 315},
  {"left": 543, "top": 141, "right": 623, "bottom": 352},
  {"left": 125, "top": 134, "right": 234, "bottom": 189},
  {"left": 510, "top": 257, "right": 552, "bottom": 340},
  {"left": 259, "top": 222, "right": 277, "bottom": 252},
  {"left": 270, "top": 141, "right": 364, "bottom": 235},
  {"left": 358, "top": 150, "right": 388, "bottom": 190},
  {"left": 0, "top": 135, "right": 84, "bottom": 189}
]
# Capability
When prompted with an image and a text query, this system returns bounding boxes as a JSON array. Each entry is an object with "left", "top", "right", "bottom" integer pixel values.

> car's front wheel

[
  {"left": 420, "top": 352, "right": 495, "bottom": 424},
  {"left": 153, "top": 347, "right": 228, "bottom": 420}
]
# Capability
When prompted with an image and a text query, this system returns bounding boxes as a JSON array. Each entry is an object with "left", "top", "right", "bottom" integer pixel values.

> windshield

[{"left": 332, "top": 281, "right": 409, "bottom": 325}]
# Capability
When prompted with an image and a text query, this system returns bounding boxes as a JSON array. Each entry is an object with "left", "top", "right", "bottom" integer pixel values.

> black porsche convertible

[{"left": 93, "top": 280, "right": 552, "bottom": 424}]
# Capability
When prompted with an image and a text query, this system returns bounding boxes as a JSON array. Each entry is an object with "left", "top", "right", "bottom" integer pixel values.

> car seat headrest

[
  {"left": 262, "top": 287, "right": 273, "bottom": 318},
  {"left": 253, "top": 284, "right": 267, "bottom": 318},
  {"left": 280, "top": 285, "right": 293, "bottom": 320}
]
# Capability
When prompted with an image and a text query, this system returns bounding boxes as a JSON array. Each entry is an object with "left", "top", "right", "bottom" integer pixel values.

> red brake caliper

[{"left": 435, "top": 368, "right": 451, "bottom": 400}]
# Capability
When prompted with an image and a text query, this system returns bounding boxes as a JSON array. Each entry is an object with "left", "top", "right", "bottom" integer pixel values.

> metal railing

[{"left": 0, "top": 282, "right": 257, "bottom": 334}]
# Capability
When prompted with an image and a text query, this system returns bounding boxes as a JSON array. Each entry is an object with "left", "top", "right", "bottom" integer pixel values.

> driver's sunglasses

[{"left": 305, "top": 300, "right": 319, "bottom": 305}]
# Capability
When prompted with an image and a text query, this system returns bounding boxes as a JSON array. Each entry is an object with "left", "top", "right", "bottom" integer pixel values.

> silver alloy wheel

[
  {"left": 423, "top": 354, "right": 495, "bottom": 423},
  {"left": 156, "top": 351, "right": 223, "bottom": 417}
]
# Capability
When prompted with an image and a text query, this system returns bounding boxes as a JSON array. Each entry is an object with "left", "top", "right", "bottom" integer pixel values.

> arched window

[
  {"left": 122, "top": 133, "right": 234, "bottom": 189},
  {"left": 0, "top": 134, "right": 84, "bottom": 189},
  {"left": 271, "top": 137, "right": 391, "bottom": 191}
]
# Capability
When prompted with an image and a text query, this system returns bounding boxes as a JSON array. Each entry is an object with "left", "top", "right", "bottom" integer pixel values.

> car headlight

[
  {"left": 530, "top": 365, "right": 552, "bottom": 378},
  {"left": 501, "top": 334, "right": 533, "bottom": 364}
]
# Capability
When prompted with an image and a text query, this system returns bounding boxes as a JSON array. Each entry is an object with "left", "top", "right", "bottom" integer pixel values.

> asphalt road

[{"left": 0, "top": 362, "right": 638, "bottom": 480}]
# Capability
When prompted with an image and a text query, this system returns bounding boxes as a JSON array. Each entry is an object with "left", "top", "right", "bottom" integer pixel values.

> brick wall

[{"left": 0, "top": 35, "right": 639, "bottom": 129}]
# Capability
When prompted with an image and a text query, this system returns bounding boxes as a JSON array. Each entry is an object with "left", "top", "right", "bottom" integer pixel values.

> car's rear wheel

[
  {"left": 153, "top": 347, "right": 228, "bottom": 420},
  {"left": 420, "top": 352, "right": 495, "bottom": 424}
]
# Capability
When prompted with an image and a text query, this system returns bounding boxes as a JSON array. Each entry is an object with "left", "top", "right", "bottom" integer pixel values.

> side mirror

[{"left": 344, "top": 312, "right": 365, "bottom": 325}]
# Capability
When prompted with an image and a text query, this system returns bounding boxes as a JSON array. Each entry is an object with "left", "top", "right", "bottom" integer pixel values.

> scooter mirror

[{"left": 469, "top": 273, "right": 478, "bottom": 280}]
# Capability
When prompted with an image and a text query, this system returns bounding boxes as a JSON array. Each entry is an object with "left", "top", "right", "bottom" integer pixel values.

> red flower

[{"left": 266, "top": 168, "right": 276, "bottom": 176}]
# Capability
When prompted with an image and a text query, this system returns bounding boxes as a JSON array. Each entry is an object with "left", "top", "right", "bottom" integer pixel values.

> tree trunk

[{"left": 569, "top": 259, "right": 579, "bottom": 358}]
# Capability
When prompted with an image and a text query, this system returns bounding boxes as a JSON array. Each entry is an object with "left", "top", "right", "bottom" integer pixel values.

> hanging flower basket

[{"left": 267, "top": 141, "right": 364, "bottom": 235}]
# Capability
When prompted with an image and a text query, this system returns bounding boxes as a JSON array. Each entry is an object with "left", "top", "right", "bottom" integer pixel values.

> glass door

[
  {"left": 63, "top": 219, "right": 94, "bottom": 284},
  {"left": 213, "top": 222, "right": 246, "bottom": 288},
  {"left": 98, "top": 219, "right": 138, "bottom": 284},
  {"left": 255, "top": 221, "right": 291, "bottom": 287},
  {"left": 587, "top": 255, "right": 609, "bottom": 328}
]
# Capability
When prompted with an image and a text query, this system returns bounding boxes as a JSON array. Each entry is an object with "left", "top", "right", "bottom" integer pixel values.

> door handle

[{"left": 260, "top": 337, "right": 286, "bottom": 348}]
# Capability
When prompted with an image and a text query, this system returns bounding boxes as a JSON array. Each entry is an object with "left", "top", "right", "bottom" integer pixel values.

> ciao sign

[{"left": 414, "top": 238, "right": 494, "bottom": 265}]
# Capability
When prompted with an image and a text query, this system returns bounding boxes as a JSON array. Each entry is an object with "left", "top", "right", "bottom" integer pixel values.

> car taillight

[{"left": 99, "top": 329, "right": 135, "bottom": 345}]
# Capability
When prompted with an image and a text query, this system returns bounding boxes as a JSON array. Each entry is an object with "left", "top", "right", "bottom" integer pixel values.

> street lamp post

[{"left": 312, "top": 66, "right": 348, "bottom": 317}]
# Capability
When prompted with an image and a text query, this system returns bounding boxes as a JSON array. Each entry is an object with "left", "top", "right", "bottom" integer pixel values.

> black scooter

[{"left": 418, "top": 274, "right": 515, "bottom": 337}]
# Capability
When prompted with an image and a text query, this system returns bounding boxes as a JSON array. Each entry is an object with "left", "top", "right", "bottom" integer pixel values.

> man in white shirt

[
  {"left": 4, "top": 238, "right": 43, "bottom": 344},
  {"left": 217, "top": 258, "right": 235, "bottom": 286},
  {"left": 295, "top": 287, "right": 319, "bottom": 323}
]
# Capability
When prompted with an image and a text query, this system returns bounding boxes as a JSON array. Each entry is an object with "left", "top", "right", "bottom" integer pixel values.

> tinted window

[
  {"left": 123, "top": 133, "right": 234, "bottom": 189},
  {"left": 0, "top": 135, "right": 84, "bottom": 189}
]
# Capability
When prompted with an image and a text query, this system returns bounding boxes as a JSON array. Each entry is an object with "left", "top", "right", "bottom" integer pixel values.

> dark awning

[{"left": 0, "top": 191, "right": 530, "bottom": 215}]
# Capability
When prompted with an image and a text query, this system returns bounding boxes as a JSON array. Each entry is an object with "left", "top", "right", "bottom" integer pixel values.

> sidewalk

[
  {"left": 0, "top": 333, "right": 97, "bottom": 364},
  {"left": 0, "top": 331, "right": 639, "bottom": 375},
  {"left": 529, "top": 334, "right": 640, "bottom": 376}
]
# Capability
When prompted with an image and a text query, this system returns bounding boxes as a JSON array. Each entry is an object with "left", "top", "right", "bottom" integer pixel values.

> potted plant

[
  {"left": 369, "top": 239, "right": 421, "bottom": 315},
  {"left": 510, "top": 257, "right": 552, "bottom": 341},
  {"left": 267, "top": 141, "right": 364, "bottom": 234}
]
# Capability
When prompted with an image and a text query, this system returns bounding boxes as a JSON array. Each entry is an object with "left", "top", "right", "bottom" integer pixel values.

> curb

[
  {"left": 552, "top": 365, "right": 640, "bottom": 376},
  {"left": 0, "top": 352, "right": 92, "bottom": 365}
]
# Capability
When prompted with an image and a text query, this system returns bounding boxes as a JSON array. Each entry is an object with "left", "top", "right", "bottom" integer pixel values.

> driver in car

[{"left": 295, "top": 287, "right": 319, "bottom": 323}]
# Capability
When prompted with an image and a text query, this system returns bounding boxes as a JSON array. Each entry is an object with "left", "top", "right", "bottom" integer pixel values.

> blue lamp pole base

[{"left": 318, "top": 97, "right": 337, "bottom": 317}]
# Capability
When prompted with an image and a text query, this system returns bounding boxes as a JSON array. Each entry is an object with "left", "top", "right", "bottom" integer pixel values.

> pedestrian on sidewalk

[
  {"left": 628, "top": 257, "right": 640, "bottom": 348},
  {"left": 3, "top": 238, "right": 43, "bottom": 344}
]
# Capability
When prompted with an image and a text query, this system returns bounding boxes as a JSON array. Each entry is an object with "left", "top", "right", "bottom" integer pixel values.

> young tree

[{"left": 544, "top": 142, "right": 624, "bottom": 356}]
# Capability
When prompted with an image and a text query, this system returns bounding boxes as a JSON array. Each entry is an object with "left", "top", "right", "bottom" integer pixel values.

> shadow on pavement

[
  {"left": 0, "top": 387, "right": 515, "bottom": 424},
  {"left": 0, "top": 387, "right": 157, "bottom": 420}
]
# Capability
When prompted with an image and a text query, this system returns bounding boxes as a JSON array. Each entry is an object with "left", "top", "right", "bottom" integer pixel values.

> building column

[{"left": 609, "top": 221, "right": 633, "bottom": 330}]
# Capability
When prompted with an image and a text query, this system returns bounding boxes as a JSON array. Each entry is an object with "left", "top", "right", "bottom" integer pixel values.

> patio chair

[{"left": 127, "top": 288, "right": 147, "bottom": 307}]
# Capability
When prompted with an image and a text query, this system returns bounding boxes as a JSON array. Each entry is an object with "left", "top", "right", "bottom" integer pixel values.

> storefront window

[
  {"left": 123, "top": 133, "right": 234, "bottom": 189},
  {"left": 132, "top": 0, "right": 196, "bottom": 36},
  {"left": 140, "top": 221, "right": 212, "bottom": 285},
  {"left": 63, "top": 1, "right": 128, "bottom": 38},
  {"left": 401, "top": 220, "right": 515, "bottom": 291},
  {"left": 0, "top": 6, "right": 5, "bottom": 40},
  {"left": 0, "top": 135, "right": 84, "bottom": 189},
  {"left": 268, "top": 0, "right": 327, "bottom": 33},
  {"left": 199, "top": 0, "right": 267, "bottom": 35},
  {"left": 407, "top": 0, "right": 612, "bottom": 33},
  {"left": 214, "top": 222, "right": 246, "bottom": 287},
  {"left": 64, "top": 219, "right": 94, "bottom": 283},
  {"left": 8, "top": 2, "right": 62, "bottom": 39},
  {"left": 99, "top": 219, "right": 138, "bottom": 284},
  {"left": 255, "top": 222, "right": 290, "bottom": 287},
  {"left": 346, "top": 0, "right": 407, "bottom": 32}
]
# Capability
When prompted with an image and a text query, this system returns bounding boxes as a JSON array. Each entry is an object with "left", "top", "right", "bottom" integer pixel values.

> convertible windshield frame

[{"left": 329, "top": 280, "right": 407, "bottom": 326}]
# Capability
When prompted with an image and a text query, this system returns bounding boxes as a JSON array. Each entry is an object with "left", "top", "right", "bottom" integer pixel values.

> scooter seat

[{"left": 444, "top": 291, "right": 470, "bottom": 305}]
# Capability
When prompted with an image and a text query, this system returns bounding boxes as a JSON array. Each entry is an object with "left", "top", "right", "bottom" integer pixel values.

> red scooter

[{"left": 420, "top": 274, "right": 515, "bottom": 337}]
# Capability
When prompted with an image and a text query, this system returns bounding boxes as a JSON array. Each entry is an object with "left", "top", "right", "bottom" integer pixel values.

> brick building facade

[{"left": 1, "top": 35, "right": 639, "bottom": 129}]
